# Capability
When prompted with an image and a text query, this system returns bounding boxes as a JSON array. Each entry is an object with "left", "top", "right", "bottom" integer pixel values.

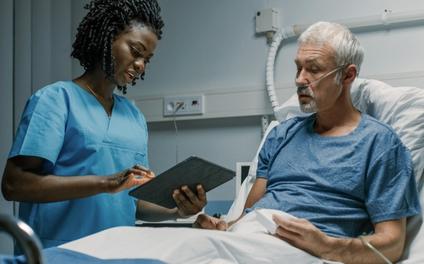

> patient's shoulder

[
  {"left": 361, "top": 114, "right": 401, "bottom": 140},
  {"left": 278, "top": 114, "right": 311, "bottom": 129},
  {"left": 359, "top": 114, "right": 407, "bottom": 156},
  {"left": 264, "top": 115, "right": 312, "bottom": 143},
  {"left": 271, "top": 115, "right": 308, "bottom": 132}
]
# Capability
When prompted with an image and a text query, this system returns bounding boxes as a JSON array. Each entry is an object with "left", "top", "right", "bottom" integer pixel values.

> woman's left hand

[{"left": 173, "top": 185, "right": 206, "bottom": 218}]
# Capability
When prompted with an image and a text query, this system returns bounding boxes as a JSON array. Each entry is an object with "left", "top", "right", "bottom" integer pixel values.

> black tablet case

[{"left": 129, "top": 156, "right": 235, "bottom": 208}]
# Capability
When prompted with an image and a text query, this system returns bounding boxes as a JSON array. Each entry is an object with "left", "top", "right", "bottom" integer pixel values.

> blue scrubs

[{"left": 9, "top": 81, "right": 149, "bottom": 248}]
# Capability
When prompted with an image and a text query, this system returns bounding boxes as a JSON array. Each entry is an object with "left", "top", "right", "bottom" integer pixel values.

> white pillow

[{"left": 351, "top": 78, "right": 424, "bottom": 189}]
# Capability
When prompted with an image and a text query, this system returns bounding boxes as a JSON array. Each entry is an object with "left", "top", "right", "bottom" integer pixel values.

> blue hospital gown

[
  {"left": 250, "top": 114, "right": 421, "bottom": 238},
  {"left": 9, "top": 81, "right": 149, "bottom": 248}
]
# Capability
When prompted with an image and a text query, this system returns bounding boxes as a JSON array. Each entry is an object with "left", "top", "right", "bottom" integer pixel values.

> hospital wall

[
  {"left": 0, "top": 0, "right": 15, "bottom": 255},
  {"left": 71, "top": 0, "right": 424, "bottom": 211},
  {"left": 123, "top": 0, "right": 424, "bottom": 207},
  {"left": 0, "top": 0, "right": 73, "bottom": 254},
  {"left": 1, "top": 0, "right": 424, "bottom": 254}
]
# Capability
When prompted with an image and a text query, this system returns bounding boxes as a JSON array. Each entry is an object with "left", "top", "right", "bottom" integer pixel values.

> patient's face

[{"left": 295, "top": 43, "right": 343, "bottom": 112}]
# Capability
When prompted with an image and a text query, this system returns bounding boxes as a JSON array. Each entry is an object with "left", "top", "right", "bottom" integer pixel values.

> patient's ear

[{"left": 342, "top": 64, "right": 357, "bottom": 86}]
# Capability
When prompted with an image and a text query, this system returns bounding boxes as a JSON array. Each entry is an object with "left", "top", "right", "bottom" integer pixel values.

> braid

[{"left": 71, "top": 0, "right": 164, "bottom": 94}]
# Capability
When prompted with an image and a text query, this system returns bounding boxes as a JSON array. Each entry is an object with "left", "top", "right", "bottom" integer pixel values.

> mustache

[{"left": 297, "top": 85, "right": 314, "bottom": 97}]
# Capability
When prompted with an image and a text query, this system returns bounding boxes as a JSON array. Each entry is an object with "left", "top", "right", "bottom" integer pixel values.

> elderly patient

[{"left": 195, "top": 21, "right": 421, "bottom": 264}]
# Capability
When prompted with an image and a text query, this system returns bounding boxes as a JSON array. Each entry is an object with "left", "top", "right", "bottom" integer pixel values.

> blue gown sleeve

[
  {"left": 256, "top": 117, "right": 303, "bottom": 179},
  {"left": 365, "top": 140, "right": 421, "bottom": 223},
  {"left": 9, "top": 86, "right": 68, "bottom": 165},
  {"left": 256, "top": 127, "right": 278, "bottom": 179}
]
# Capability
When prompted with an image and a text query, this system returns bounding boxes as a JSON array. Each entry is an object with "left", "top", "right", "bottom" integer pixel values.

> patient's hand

[
  {"left": 273, "top": 215, "right": 331, "bottom": 258},
  {"left": 173, "top": 185, "right": 206, "bottom": 218},
  {"left": 193, "top": 214, "right": 228, "bottom": 231}
]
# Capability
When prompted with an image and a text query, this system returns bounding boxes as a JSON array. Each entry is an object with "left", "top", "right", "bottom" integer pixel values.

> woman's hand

[
  {"left": 173, "top": 185, "right": 207, "bottom": 218},
  {"left": 108, "top": 164, "right": 155, "bottom": 193}
]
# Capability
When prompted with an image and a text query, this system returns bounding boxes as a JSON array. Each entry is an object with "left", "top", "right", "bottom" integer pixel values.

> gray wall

[
  {"left": 31, "top": 0, "right": 72, "bottom": 91},
  {"left": 0, "top": 0, "right": 15, "bottom": 255},
  {"left": 128, "top": 0, "right": 424, "bottom": 98},
  {"left": 0, "top": 0, "right": 73, "bottom": 255},
  {"left": 128, "top": 0, "right": 424, "bottom": 202}
]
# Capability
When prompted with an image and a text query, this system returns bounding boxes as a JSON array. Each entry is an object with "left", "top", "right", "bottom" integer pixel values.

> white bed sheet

[
  {"left": 60, "top": 78, "right": 423, "bottom": 264},
  {"left": 60, "top": 211, "right": 328, "bottom": 264}
]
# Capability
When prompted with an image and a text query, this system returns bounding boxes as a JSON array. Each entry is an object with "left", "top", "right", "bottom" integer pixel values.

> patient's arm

[
  {"left": 244, "top": 177, "right": 267, "bottom": 209},
  {"left": 273, "top": 215, "right": 406, "bottom": 264},
  {"left": 194, "top": 178, "right": 268, "bottom": 230}
]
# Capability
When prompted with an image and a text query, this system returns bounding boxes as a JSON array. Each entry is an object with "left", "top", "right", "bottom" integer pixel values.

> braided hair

[{"left": 71, "top": 0, "right": 164, "bottom": 94}]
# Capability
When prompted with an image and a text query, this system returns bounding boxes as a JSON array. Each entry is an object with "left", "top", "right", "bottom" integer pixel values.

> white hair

[{"left": 298, "top": 21, "right": 364, "bottom": 78}]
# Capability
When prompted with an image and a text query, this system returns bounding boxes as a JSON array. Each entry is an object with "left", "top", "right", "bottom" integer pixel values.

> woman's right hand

[
  {"left": 108, "top": 165, "right": 155, "bottom": 193},
  {"left": 2, "top": 157, "right": 155, "bottom": 202}
]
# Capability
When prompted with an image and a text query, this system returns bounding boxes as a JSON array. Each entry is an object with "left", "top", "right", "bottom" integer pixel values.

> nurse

[{"left": 1, "top": 0, "right": 206, "bottom": 249}]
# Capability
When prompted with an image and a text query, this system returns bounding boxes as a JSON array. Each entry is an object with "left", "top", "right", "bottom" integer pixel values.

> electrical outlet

[{"left": 163, "top": 95, "right": 204, "bottom": 116}]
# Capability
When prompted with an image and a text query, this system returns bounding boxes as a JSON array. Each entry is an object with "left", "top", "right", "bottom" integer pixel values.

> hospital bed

[{"left": 1, "top": 78, "right": 424, "bottom": 263}]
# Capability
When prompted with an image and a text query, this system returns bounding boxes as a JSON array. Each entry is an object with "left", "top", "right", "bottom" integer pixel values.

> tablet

[{"left": 129, "top": 156, "right": 235, "bottom": 208}]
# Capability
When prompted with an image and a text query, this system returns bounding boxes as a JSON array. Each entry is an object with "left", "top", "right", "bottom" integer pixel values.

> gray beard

[{"left": 300, "top": 101, "right": 317, "bottom": 113}]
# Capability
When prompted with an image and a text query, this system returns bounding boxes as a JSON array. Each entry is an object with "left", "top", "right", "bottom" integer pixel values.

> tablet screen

[{"left": 129, "top": 156, "right": 235, "bottom": 208}]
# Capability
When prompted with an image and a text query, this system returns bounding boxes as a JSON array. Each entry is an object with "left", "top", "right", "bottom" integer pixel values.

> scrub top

[{"left": 9, "top": 81, "right": 149, "bottom": 248}]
